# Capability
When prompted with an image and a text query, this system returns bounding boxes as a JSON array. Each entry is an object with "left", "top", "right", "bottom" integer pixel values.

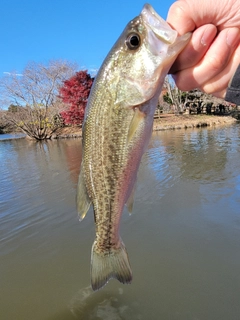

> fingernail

[
  {"left": 201, "top": 25, "right": 217, "bottom": 46},
  {"left": 226, "top": 28, "right": 240, "bottom": 47}
]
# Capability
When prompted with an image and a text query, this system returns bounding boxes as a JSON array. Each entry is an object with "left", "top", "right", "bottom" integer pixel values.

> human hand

[{"left": 167, "top": 0, "right": 240, "bottom": 98}]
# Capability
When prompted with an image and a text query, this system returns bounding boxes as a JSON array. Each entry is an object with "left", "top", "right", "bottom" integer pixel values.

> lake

[{"left": 1, "top": 124, "right": 240, "bottom": 320}]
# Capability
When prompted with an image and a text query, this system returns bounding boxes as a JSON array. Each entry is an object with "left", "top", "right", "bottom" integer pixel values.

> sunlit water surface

[{"left": 1, "top": 125, "right": 240, "bottom": 320}]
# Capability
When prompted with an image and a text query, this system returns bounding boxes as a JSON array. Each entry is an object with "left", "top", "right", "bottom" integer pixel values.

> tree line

[
  {"left": 0, "top": 60, "right": 237, "bottom": 140},
  {"left": 159, "top": 75, "right": 235, "bottom": 116}
]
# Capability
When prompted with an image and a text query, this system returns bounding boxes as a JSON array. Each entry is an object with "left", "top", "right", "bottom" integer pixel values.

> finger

[
  {"left": 167, "top": 0, "right": 237, "bottom": 34},
  {"left": 170, "top": 24, "right": 217, "bottom": 73},
  {"left": 172, "top": 27, "right": 240, "bottom": 92},
  {"left": 167, "top": 1, "right": 196, "bottom": 34},
  {"left": 211, "top": 89, "right": 227, "bottom": 99},
  {"left": 202, "top": 44, "right": 240, "bottom": 97}
]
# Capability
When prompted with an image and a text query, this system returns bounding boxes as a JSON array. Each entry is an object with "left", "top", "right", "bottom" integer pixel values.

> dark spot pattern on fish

[{"left": 77, "top": 3, "right": 190, "bottom": 290}]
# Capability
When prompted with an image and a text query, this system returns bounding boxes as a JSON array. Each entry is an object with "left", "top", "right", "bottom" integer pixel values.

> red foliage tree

[{"left": 59, "top": 70, "right": 94, "bottom": 125}]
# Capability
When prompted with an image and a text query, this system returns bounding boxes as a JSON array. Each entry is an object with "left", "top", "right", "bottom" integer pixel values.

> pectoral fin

[
  {"left": 76, "top": 165, "right": 92, "bottom": 221},
  {"left": 127, "top": 108, "right": 146, "bottom": 144}
]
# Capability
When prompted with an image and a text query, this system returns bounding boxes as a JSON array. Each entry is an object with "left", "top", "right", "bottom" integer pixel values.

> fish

[{"left": 77, "top": 3, "right": 190, "bottom": 291}]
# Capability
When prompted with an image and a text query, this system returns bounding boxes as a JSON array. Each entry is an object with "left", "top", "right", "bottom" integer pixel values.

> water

[
  {"left": 1, "top": 125, "right": 240, "bottom": 320},
  {"left": 0, "top": 133, "right": 26, "bottom": 140}
]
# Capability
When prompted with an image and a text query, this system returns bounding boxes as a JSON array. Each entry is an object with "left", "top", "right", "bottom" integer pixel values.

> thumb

[
  {"left": 167, "top": 0, "right": 213, "bottom": 34},
  {"left": 167, "top": 1, "right": 196, "bottom": 34}
]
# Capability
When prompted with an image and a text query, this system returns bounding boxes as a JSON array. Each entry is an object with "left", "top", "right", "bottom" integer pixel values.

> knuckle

[
  {"left": 207, "top": 54, "right": 228, "bottom": 73},
  {"left": 175, "top": 78, "right": 194, "bottom": 91},
  {"left": 202, "top": 82, "right": 221, "bottom": 95}
]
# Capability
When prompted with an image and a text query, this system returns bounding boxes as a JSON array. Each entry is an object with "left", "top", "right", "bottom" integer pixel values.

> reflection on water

[
  {"left": 0, "top": 139, "right": 82, "bottom": 255},
  {"left": 1, "top": 125, "right": 240, "bottom": 320}
]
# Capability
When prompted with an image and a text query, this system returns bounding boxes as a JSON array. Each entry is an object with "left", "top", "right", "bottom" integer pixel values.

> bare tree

[
  {"left": 0, "top": 60, "right": 77, "bottom": 140},
  {"left": 163, "top": 77, "right": 230, "bottom": 115},
  {"left": 163, "top": 75, "right": 187, "bottom": 114}
]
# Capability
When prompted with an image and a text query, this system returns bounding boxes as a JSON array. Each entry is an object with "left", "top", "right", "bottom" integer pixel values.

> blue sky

[{"left": 1, "top": 0, "right": 175, "bottom": 76}]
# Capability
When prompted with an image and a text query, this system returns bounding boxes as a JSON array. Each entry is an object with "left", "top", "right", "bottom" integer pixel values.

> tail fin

[{"left": 91, "top": 240, "right": 132, "bottom": 291}]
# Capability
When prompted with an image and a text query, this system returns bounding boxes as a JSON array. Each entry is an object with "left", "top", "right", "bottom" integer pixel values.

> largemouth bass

[{"left": 77, "top": 3, "right": 190, "bottom": 291}]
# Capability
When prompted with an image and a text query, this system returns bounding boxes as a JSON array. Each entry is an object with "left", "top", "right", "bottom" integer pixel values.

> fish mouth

[{"left": 141, "top": 3, "right": 178, "bottom": 44}]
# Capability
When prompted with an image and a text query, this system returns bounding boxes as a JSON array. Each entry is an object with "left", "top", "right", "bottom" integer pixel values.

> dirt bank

[
  {"left": 153, "top": 114, "right": 237, "bottom": 131},
  {"left": 53, "top": 114, "right": 237, "bottom": 139}
]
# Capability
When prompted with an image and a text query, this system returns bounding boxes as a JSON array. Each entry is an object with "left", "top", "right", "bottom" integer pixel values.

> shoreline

[
  {"left": 1, "top": 114, "right": 237, "bottom": 140},
  {"left": 53, "top": 114, "right": 237, "bottom": 139}
]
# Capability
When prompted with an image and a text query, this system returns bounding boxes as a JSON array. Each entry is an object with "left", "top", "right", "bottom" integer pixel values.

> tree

[
  {"left": 59, "top": 70, "right": 94, "bottom": 125},
  {"left": 163, "top": 75, "right": 187, "bottom": 114},
  {"left": 0, "top": 60, "right": 76, "bottom": 140},
  {"left": 162, "top": 77, "right": 232, "bottom": 115}
]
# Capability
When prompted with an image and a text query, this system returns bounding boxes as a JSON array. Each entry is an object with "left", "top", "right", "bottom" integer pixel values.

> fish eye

[{"left": 126, "top": 33, "right": 141, "bottom": 50}]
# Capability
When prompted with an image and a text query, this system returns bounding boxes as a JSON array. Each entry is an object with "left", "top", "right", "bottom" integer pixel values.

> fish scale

[
  {"left": 84, "top": 90, "right": 130, "bottom": 245},
  {"left": 77, "top": 3, "right": 190, "bottom": 291}
]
